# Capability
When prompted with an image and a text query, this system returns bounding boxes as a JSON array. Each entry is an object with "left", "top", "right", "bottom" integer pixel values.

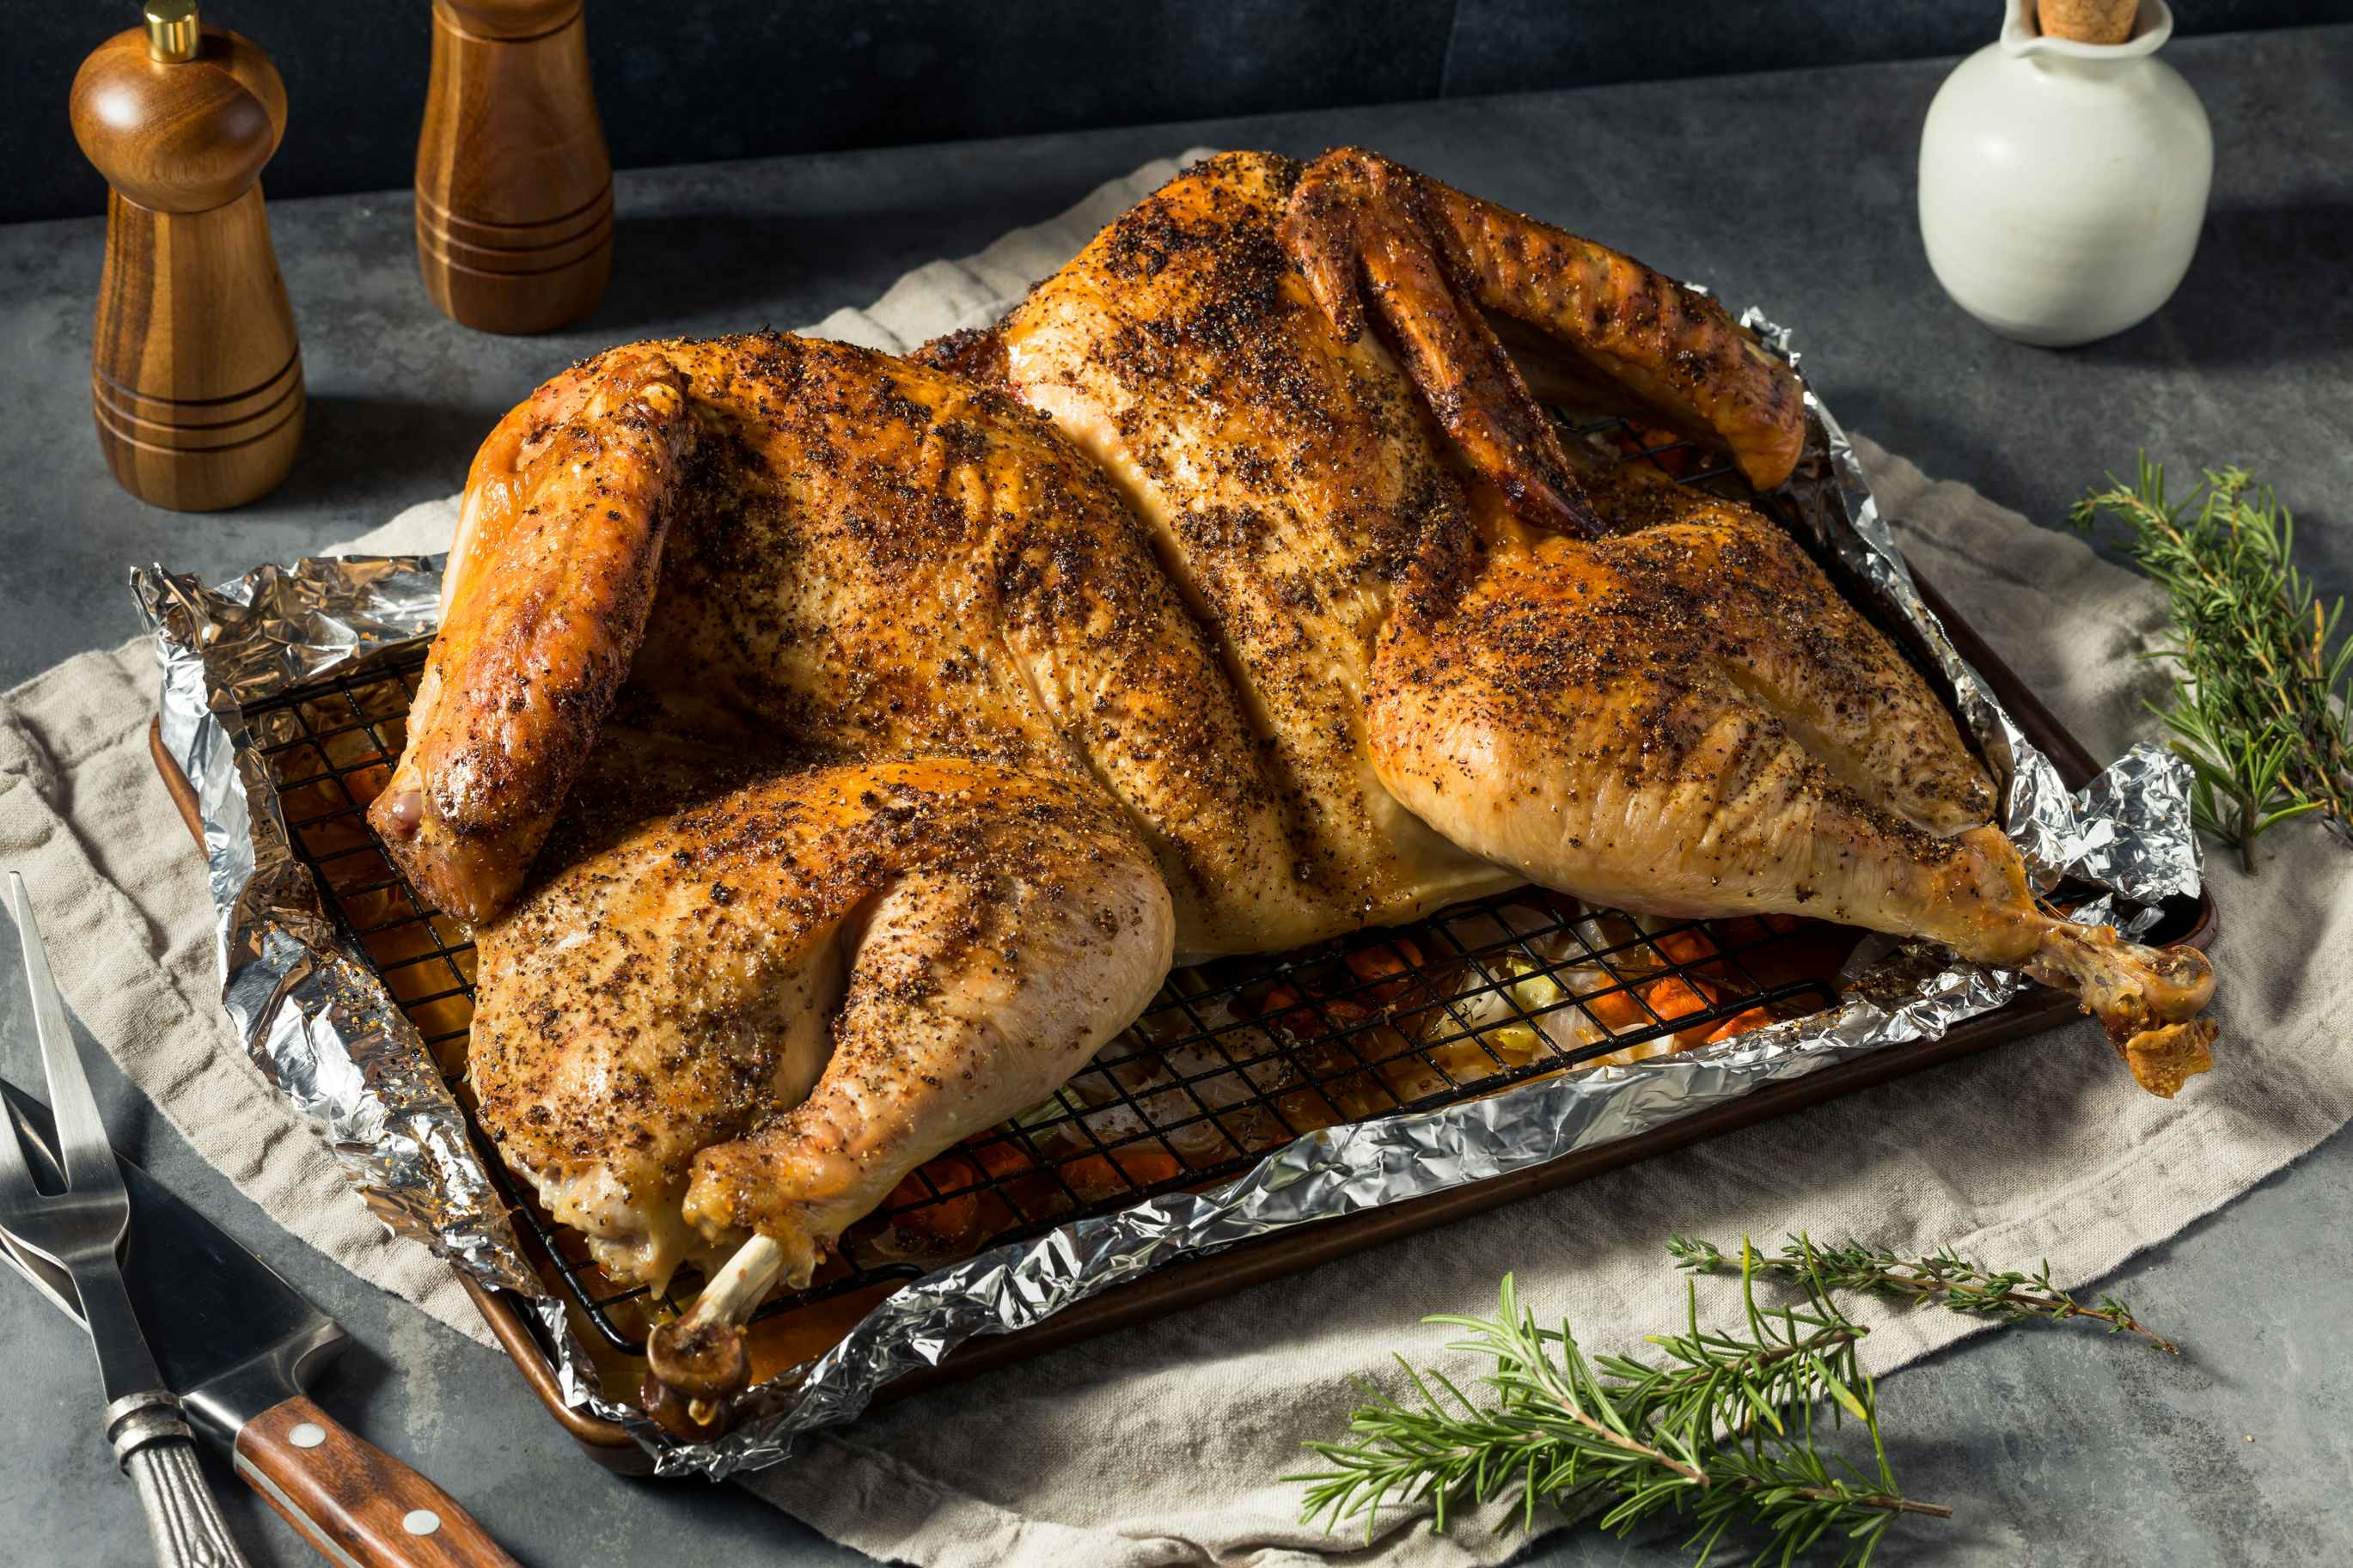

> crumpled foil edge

[
  {"left": 131, "top": 311, "right": 2201, "bottom": 1480},
  {"left": 130, "top": 554, "right": 545, "bottom": 1302},
  {"left": 1743, "top": 308, "right": 2200, "bottom": 906}
]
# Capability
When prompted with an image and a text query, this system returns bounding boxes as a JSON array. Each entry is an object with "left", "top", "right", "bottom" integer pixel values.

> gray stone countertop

[{"left": 3, "top": 24, "right": 2350, "bottom": 1568}]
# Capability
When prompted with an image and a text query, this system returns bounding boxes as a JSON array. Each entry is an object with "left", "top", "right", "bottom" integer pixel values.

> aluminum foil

[
  {"left": 1741, "top": 308, "right": 2201, "bottom": 906},
  {"left": 131, "top": 313, "right": 2202, "bottom": 1480},
  {"left": 131, "top": 556, "right": 546, "bottom": 1300}
]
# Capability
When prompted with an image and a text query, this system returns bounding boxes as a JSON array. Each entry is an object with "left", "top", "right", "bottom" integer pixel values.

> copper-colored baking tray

[{"left": 150, "top": 563, "right": 2216, "bottom": 1474}]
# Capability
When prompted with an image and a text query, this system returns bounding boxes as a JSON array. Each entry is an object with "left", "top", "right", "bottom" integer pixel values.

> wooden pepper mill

[
  {"left": 415, "top": 0, "right": 613, "bottom": 334},
  {"left": 70, "top": 1, "right": 304, "bottom": 512}
]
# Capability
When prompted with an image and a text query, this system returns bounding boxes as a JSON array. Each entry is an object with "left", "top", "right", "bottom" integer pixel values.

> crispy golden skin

[
  {"left": 994, "top": 150, "right": 2208, "bottom": 1095},
  {"left": 471, "top": 758, "right": 1170, "bottom": 1292},
  {"left": 372, "top": 356, "right": 688, "bottom": 924},
  {"left": 376, "top": 153, "right": 2215, "bottom": 1305},
  {"left": 376, "top": 333, "right": 1398, "bottom": 954}
]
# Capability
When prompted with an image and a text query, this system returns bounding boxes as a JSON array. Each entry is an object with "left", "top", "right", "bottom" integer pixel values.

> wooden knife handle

[{"left": 232, "top": 1395, "right": 520, "bottom": 1568}]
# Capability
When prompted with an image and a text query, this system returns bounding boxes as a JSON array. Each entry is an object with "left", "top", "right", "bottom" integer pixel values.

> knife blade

[{"left": 1, "top": 1081, "right": 520, "bottom": 1568}]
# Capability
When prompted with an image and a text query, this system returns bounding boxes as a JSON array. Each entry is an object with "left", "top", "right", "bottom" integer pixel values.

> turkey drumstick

[
  {"left": 1366, "top": 482, "right": 2215, "bottom": 1095},
  {"left": 466, "top": 759, "right": 1171, "bottom": 1412}
]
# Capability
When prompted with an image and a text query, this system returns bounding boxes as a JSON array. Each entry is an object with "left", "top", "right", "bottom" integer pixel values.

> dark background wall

[{"left": 9, "top": 0, "right": 2345, "bottom": 224}]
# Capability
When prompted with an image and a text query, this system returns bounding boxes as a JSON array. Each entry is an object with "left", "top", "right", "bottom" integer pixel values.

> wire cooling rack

[{"left": 249, "top": 415, "right": 1860, "bottom": 1358}]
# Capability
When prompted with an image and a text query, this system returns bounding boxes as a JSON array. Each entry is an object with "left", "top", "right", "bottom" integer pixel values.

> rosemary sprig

[
  {"left": 1670, "top": 1234, "right": 2178, "bottom": 1354},
  {"left": 1290, "top": 1248, "right": 1952, "bottom": 1565},
  {"left": 2069, "top": 457, "right": 2353, "bottom": 871}
]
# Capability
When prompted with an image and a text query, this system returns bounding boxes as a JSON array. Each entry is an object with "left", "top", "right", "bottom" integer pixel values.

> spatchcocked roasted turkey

[{"left": 369, "top": 151, "right": 2216, "bottom": 1407}]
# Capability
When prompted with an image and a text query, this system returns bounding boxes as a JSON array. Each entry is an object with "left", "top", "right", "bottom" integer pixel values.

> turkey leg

[
  {"left": 1369, "top": 507, "right": 2216, "bottom": 1095},
  {"left": 462, "top": 758, "right": 1174, "bottom": 1414}
]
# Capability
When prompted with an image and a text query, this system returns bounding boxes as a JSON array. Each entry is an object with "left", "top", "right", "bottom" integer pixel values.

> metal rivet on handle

[
  {"left": 403, "top": 1510, "right": 442, "bottom": 1536},
  {"left": 289, "top": 1423, "right": 327, "bottom": 1449}
]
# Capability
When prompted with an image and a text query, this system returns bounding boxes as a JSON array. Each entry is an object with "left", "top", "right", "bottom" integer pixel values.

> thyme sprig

[
  {"left": 1670, "top": 1234, "right": 2178, "bottom": 1354},
  {"left": 1290, "top": 1247, "right": 1950, "bottom": 1565},
  {"left": 2069, "top": 458, "right": 2353, "bottom": 871}
]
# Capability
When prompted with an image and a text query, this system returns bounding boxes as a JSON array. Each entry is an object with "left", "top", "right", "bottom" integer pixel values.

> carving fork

[{"left": 1, "top": 872, "right": 249, "bottom": 1567}]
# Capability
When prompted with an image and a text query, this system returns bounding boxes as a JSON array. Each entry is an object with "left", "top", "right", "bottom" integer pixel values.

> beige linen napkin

[{"left": 3, "top": 153, "right": 2348, "bottom": 1568}]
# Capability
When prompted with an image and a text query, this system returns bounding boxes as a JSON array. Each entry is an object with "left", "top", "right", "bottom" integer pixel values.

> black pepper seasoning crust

[{"left": 401, "top": 150, "right": 2054, "bottom": 1298}]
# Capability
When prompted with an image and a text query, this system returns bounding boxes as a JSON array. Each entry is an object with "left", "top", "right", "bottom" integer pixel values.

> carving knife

[{"left": 0, "top": 1081, "right": 519, "bottom": 1568}]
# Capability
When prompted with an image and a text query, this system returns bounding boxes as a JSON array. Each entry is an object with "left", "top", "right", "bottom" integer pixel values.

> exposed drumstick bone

[
  {"left": 645, "top": 1234, "right": 787, "bottom": 1419},
  {"left": 2020, "top": 921, "right": 2217, "bottom": 1095}
]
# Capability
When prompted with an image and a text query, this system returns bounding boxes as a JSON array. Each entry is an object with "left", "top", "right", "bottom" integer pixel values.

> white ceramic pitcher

[{"left": 1919, "top": 0, "right": 2212, "bottom": 346}]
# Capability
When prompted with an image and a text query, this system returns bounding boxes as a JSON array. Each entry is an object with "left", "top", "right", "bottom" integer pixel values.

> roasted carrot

[
  {"left": 1698, "top": 1006, "right": 1774, "bottom": 1045},
  {"left": 1646, "top": 974, "right": 1715, "bottom": 1022},
  {"left": 1653, "top": 929, "right": 1726, "bottom": 979},
  {"left": 1060, "top": 1144, "right": 1183, "bottom": 1199},
  {"left": 1652, "top": 929, "right": 1712, "bottom": 964},
  {"left": 1253, "top": 982, "right": 1321, "bottom": 1040},
  {"left": 893, "top": 1195, "right": 980, "bottom": 1242},
  {"left": 1343, "top": 945, "right": 1413, "bottom": 983},
  {"left": 1115, "top": 1144, "right": 1183, "bottom": 1185},
  {"left": 1585, "top": 985, "right": 1650, "bottom": 1031},
  {"left": 889, "top": 1156, "right": 982, "bottom": 1241},
  {"left": 964, "top": 1139, "right": 1033, "bottom": 1179}
]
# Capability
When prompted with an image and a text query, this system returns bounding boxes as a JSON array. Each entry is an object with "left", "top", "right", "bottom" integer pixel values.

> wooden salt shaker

[
  {"left": 415, "top": 0, "right": 613, "bottom": 334},
  {"left": 70, "top": 0, "right": 303, "bottom": 511}
]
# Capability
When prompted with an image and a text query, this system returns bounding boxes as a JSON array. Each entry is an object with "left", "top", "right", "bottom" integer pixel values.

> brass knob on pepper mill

[
  {"left": 415, "top": 0, "right": 614, "bottom": 334},
  {"left": 70, "top": 0, "right": 304, "bottom": 512}
]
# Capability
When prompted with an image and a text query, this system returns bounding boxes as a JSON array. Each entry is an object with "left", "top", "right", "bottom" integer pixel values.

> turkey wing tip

[{"left": 1280, "top": 147, "right": 1807, "bottom": 509}]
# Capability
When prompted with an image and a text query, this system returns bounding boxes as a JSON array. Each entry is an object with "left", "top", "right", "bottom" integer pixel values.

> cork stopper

[{"left": 2038, "top": 0, "right": 2139, "bottom": 45}]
